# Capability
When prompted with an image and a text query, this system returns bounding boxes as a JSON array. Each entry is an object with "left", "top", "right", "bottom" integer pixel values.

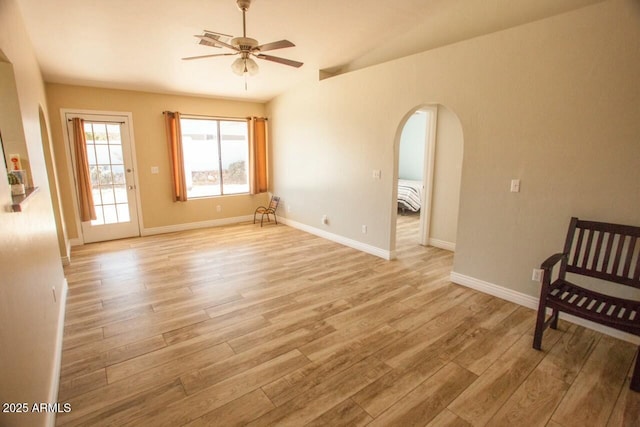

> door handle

[{"left": 128, "top": 185, "right": 136, "bottom": 190}]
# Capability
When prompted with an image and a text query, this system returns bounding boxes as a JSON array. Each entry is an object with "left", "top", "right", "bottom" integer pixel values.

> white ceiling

[{"left": 16, "top": 0, "right": 602, "bottom": 102}]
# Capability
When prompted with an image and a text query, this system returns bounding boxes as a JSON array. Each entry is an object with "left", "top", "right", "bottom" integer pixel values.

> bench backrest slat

[
  {"left": 564, "top": 217, "right": 640, "bottom": 289},
  {"left": 623, "top": 237, "right": 637, "bottom": 278}
]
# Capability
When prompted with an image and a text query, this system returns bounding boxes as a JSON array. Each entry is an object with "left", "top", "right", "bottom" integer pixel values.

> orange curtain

[
  {"left": 72, "top": 118, "right": 96, "bottom": 222},
  {"left": 163, "top": 111, "right": 188, "bottom": 202},
  {"left": 249, "top": 117, "right": 268, "bottom": 194}
]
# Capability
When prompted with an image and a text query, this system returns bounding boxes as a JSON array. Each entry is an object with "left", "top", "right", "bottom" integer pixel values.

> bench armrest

[{"left": 541, "top": 253, "right": 566, "bottom": 271}]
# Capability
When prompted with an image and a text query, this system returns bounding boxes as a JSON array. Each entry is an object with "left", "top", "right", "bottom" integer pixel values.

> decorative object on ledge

[
  {"left": 8, "top": 170, "right": 25, "bottom": 196},
  {"left": 11, "top": 187, "right": 39, "bottom": 212}
]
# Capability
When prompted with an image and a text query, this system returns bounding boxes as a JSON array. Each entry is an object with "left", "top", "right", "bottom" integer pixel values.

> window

[{"left": 180, "top": 117, "right": 249, "bottom": 198}]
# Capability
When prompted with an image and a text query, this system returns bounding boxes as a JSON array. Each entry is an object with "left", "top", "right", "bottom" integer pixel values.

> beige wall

[
  {"left": 0, "top": 0, "right": 66, "bottom": 426},
  {"left": 268, "top": 0, "right": 640, "bottom": 298},
  {"left": 45, "top": 84, "right": 269, "bottom": 240}
]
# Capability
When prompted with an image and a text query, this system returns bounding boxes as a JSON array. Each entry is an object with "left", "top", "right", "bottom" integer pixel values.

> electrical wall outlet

[
  {"left": 216, "top": 205, "right": 222, "bottom": 212},
  {"left": 322, "top": 215, "right": 328, "bottom": 225},
  {"left": 532, "top": 268, "right": 544, "bottom": 282},
  {"left": 510, "top": 179, "right": 521, "bottom": 193},
  {"left": 362, "top": 225, "right": 367, "bottom": 234}
]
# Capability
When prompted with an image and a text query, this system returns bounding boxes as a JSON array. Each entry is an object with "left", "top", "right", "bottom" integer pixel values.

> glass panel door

[{"left": 66, "top": 113, "right": 140, "bottom": 243}]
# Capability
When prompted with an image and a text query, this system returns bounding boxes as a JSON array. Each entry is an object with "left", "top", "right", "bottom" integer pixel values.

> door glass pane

[
  {"left": 90, "top": 165, "right": 100, "bottom": 187},
  {"left": 112, "top": 165, "right": 125, "bottom": 184},
  {"left": 116, "top": 204, "right": 130, "bottom": 222},
  {"left": 82, "top": 121, "right": 131, "bottom": 225},
  {"left": 101, "top": 187, "right": 115, "bottom": 204},
  {"left": 93, "top": 127, "right": 108, "bottom": 144},
  {"left": 95, "top": 145, "right": 110, "bottom": 164},
  {"left": 107, "top": 124, "right": 121, "bottom": 142},
  {"left": 98, "top": 166, "right": 113, "bottom": 185},
  {"left": 181, "top": 118, "right": 220, "bottom": 198},
  {"left": 87, "top": 146, "right": 97, "bottom": 164},
  {"left": 109, "top": 145, "right": 123, "bottom": 164},
  {"left": 92, "top": 188, "right": 102, "bottom": 205},
  {"left": 114, "top": 185, "right": 127, "bottom": 203},
  {"left": 103, "top": 205, "right": 118, "bottom": 224},
  {"left": 92, "top": 206, "right": 104, "bottom": 226}
]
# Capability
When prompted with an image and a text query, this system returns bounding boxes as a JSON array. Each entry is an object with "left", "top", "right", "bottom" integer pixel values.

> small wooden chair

[
  {"left": 533, "top": 217, "right": 640, "bottom": 391},
  {"left": 254, "top": 196, "right": 280, "bottom": 227}
]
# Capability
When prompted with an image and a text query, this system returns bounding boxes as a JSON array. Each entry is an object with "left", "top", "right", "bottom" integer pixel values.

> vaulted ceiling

[{"left": 16, "top": 0, "right": 602, "bottom": 102}]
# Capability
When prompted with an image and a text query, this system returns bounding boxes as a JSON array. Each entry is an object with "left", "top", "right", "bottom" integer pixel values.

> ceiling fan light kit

[
  {"left": 232, "top": 56, "right": 259, "bottom": 76},
  {"left": 183, "top": 0, "right": 303, "bottom": 78}
]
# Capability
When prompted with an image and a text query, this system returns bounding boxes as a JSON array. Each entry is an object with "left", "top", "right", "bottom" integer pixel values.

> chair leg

[
  {"left": 631, "top": 347, "right": 640, "bottom": 392},
  {"left": 533, "top": 300, "right": 547, "bottom": 350},
  {"left": 550, "top": 309, "right": 559, "bottom": 330},
  {"left": 253, "top": 211, "right": 258, "bottom": 224},
  {"left": 260, "top": 213, "right": 265, "bottom": 227},
  {"left": 274, "top": 213, "right": 277, "bottom": 225}
]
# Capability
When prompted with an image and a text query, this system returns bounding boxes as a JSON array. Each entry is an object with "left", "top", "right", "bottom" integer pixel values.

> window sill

[{"left": 11, "top": 187, "right": 39, "bottom": 212}]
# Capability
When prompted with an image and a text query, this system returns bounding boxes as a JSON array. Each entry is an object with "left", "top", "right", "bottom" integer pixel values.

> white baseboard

[
  {"left": 450, "top": 272, "right": 640, "bottom": 345},
  {"left": 69, "top": 237, "right": 83, "bottom": 247},
  {"left": 282, "top": 218, "right": 393, "bottom": 260},
  {"left": 428, "top": 238, "right": 456, "bottom": 252},
  {"left": 142, "top": 215, "right": 254, "bottom": 236},
  {"left": 61, "top": 240, "right": 71, "bottom": 265},
  {"left": 47, "top": 279, "right": 68, "bottom": 427}
]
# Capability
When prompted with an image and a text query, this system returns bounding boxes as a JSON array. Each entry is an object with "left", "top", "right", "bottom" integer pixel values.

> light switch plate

[
  {"left": 151, "top": 166, "right": 159, "bottom": 174},
  {"left": 510, "top": 179, "right": 520, "bottom": 192}
]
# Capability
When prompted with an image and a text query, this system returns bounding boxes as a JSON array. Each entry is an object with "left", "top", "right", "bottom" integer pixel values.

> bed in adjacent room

[{"left": 397, "top": 179, "right": 422, "bottom": 213}]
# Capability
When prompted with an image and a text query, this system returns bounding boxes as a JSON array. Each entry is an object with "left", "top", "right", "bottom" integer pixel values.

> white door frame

[
  {"left": 60, "top": 108, "right": 143, "bottom": 244},
  {"left": 418, "top": 105, "right": 438, "bottom": 246},
  {"left": 392, "top": 104, "right": 438, "bottom": 256}
]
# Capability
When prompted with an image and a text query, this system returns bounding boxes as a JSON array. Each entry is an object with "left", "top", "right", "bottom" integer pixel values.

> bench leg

[
  {"left": 533, "top": 300, "right": 547, "bottom": 350},
  {"left": 550, "top": 309, "right": 559, "bottom": 330},
  {"left": 632, "top": 347, "right": 640, "bottom": 392}
]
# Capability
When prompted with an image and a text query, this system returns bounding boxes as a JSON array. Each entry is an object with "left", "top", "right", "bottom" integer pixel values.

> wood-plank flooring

[{"left": 57, "top": 215, "right": 640, "bottom": 426}]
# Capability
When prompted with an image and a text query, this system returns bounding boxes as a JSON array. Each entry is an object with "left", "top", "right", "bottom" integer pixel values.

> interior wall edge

[{"left": 45, "top": 279, "right": 67, "bottom": 427}]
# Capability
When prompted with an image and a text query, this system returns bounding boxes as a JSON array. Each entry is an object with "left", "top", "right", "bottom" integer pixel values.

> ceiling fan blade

[
  {"left": 199, "top": 31, "right": 232, "bottom": 48},
  {"left": 182, "top": 53, "right": 236, "bottom": 61},
  {"left": 195, "top": 35, "right": 237, "bottom": 51},
  {"left": 256, "top": 54, "right": 303, "bottom": 68},
  {"left": 255, "top": 40, "right": 295, "bottom": 52},
  {"left": 203, "top": 30, "right": 232, "bottom": 39}
]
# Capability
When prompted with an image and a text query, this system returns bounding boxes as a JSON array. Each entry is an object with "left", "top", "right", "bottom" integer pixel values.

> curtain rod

[
  {"left": 67, "top": 119, "right": 125, "bottom": 124},
  {"left": 163, "top": 111, "right": 268, "bottom": 121}
]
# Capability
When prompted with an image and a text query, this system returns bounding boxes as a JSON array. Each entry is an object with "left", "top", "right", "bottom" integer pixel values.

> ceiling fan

[{"left": 182, "top": 0, "right": 303, "bottom": 77}]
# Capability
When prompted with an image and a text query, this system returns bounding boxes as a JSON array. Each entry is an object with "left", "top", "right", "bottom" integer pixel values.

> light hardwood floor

[{"left": 57, "top": 217, "right": 639, "bottom": 426}]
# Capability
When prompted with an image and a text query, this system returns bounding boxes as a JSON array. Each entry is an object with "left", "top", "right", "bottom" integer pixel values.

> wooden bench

[{"left": 533, "top": 217, "right": 640, "bottom": 391}]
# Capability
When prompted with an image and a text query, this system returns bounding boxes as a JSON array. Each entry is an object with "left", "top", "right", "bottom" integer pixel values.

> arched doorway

[{"left": 392, "top": 104, "right": 464, "bottom": 257}]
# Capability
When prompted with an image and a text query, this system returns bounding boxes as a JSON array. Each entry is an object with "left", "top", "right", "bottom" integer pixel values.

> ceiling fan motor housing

[{"left": 231, "top": 37, "right": 259, "bottom": 51}]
